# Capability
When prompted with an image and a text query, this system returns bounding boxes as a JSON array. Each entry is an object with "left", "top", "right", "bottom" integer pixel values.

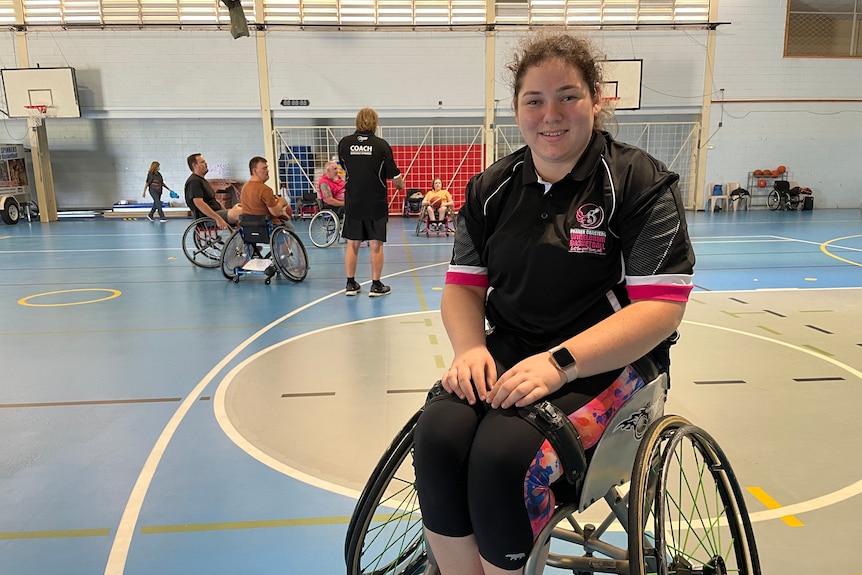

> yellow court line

[
  {"left": 428, "top": 334, "right": 439, "bottom": 345},
  {"left": 18, "top": 288, "right": 121, "bottom": 307},
  {"left": 434, "top": 354, "right": 446, "bottom": 368},
  {"left": 747, "top": 487, "right": 804, "bottom": 527},
  {"left": 820, "top": 234, "right": 862, "bottom": 268},
  {"left": 402, "top": 229, "right": 428, "bottom": 311},
  {"left": 141, "top": 515, "right": 352, "bottom": 534}
]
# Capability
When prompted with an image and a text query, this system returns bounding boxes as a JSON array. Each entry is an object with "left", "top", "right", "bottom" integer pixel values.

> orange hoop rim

[{"left": 24, "top": 104, "right": 48, "bottom": 114}]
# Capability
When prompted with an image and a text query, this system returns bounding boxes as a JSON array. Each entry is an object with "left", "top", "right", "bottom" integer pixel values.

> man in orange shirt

[{"left": 240, "top": 156, "right": 294, "bottom": 232}]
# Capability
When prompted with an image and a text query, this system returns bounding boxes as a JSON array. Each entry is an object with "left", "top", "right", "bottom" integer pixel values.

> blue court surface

[{"left": 1, "top": 208, "right": 861, "bottom": 574}]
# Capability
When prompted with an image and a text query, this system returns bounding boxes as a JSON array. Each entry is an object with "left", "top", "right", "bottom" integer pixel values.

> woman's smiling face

[{"left": 514, "top": 57, "right": 601, "bottom": 183}]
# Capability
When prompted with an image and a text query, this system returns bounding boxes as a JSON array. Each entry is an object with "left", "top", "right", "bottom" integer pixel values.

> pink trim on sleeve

[
  {"left": 627, "top": 283, "right": 693, "bottom": 302},
  {"left": 446, "top": 271, "right": 490, "bottom": 288}
]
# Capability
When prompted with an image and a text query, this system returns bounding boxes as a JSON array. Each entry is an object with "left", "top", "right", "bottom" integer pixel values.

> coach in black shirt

[{"left": 337, "top": 108, "right": 405, "bottom": 297}]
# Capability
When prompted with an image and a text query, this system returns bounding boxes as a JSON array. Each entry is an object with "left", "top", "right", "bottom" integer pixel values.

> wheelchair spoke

[{"left": 632, "top": 420, "right": 759, "bottom": 575}]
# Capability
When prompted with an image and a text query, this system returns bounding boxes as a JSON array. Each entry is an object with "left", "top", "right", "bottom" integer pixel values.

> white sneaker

[
  {"left": 146, "top": 216, "right": 154, "bottom": 222},
  {"left": 160, "top": 219, "right": 169, "bottom": 223}
]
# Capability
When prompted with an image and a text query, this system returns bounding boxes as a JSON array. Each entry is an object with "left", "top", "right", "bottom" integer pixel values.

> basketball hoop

[{"left": 24, "top": 105, "right": 48, "bottom": 127}]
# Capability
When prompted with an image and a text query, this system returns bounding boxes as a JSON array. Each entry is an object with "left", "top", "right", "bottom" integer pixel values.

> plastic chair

[{"left": 705, "top": 182, "right": 732, "bottom": 213}]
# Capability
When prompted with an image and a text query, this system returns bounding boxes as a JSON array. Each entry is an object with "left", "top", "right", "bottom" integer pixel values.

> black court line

[
  {"left": 805, "top": 325, "right": 833, "bottom": 334},
  {"left": 0, "top": 397, "right": 182, "bottom": 409},
  {"left": 729, "top": 297, "right": 748, "bottom": 304},
  {"left": 793, "top": 377, "right": 846, "bottom": 382},
  {"left": 764, "top": 310, "right": 786, "bottom": 317},
  {"left": 199, "top": 396, "right": 211, "bottom": 401},
  {"left": 693, "top": 380, "right": 746, "bottom": 385},
  {"left": 280, "top": 392, "right": 336, "bottom": 398},
  {"left": 387, "top": 389, "right": 430, "bottom": 394}
]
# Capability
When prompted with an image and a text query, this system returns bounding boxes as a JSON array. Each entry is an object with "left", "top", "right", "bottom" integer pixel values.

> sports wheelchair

[
  {"left": 415, "top": 205, "right": 454, "bottom": 237},
  {"left": 308, "top": 204, "right": 345, "bottom": 248},
  {"left": 345, "top": 362, "right": 760, "bottom": 575},
  {"left": 182, "top": 217, "right": 231, "bottom": 268},
  {"left": 767, "top": 180, "right": 809, "bottom": 211},
  {"left": 219, "top": 215, "right": 309, "bottom": 283}
]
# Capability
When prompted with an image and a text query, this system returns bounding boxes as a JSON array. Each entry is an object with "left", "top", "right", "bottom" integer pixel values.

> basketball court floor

[{"left": 1, "top": 208, "right": 861, "bottom": 574}]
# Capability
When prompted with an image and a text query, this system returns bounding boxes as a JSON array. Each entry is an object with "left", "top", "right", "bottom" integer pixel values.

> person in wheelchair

[
  {"left": 317, "top": 160, "right": 345, "bottom": 218},
  {"left": 239, "top": 156, "right": 294, "bottom": 232},
  {"left": 184, "top": 153, "right": 242, "bottom": 230},
  {"left": 412, "top": 33, "right": 696, "bottom": 575},
  {"left": 422, "top": 177, "right": 454, "bottom": 232}
]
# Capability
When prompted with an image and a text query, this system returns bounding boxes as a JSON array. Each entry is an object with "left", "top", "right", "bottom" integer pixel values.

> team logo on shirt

[
  {"left": 576, "top": 204, "right": 603, "bottom": 229},
  {"left": 569, "top": 203, "right": 608, "bottom": 255}
]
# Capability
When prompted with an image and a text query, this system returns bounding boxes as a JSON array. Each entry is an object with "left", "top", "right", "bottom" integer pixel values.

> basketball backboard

[
  {"left": 1, "top": 67, "right": 81, "bottom": 119},
  {"left": 601, "top": 59, "right": 642, "bottom": 111}
]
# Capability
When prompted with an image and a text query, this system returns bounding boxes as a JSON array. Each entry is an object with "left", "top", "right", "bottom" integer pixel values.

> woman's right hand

[{"left": 441, "top": 346, "right": 497, "bottom": 405}]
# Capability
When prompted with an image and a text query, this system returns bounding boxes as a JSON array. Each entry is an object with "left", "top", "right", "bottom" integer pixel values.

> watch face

[{"left": 552, "top": 347, "right": 575, "bottom": 368}]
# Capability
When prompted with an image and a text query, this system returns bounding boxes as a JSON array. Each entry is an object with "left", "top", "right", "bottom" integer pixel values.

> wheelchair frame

[
  {"left": 181, "top": 217, "right": 231, "bottom": 268},
  {"left": 308, "top": 207, "right": 344, "bottom": 248},
  {"left": 415, "top": 205, "right": 454, "bottom": 237},
  {"left": 219, "top": 217, "right": 309, "bottom": 283},
  {"left": 345, "top": 372, "right": 760, "bottom": 575}
]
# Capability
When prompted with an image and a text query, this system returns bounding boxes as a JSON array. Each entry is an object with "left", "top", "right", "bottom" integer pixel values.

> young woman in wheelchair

[
  {"left": 422, "top": 177, "right": 454, "bottom": 231},
  {"left": 412, "top": 33, "right": 696, "bottom": 575}
]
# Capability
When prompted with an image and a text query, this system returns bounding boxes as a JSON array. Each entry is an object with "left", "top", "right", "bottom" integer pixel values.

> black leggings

[{"left": 413, "top": 381, "right": 608, "bottom": 570}]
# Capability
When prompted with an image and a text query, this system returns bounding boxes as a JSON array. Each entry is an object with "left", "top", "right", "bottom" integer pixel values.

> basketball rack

[{"left": 24, "top": 105, "right": 49, "bottom": 127}]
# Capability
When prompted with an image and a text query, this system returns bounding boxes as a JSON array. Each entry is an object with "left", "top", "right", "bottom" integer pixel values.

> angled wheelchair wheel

[
  {"left": 220, "top": 230, "right": 248, "bottom": 280},
  {"left": 271, "top": 227, "right": 309, "bottom": 282},
  {"left": 345, "top": 409, "right": 436, "bottom": 575},
  {"left": 182, "top": 217, "right": 228, "bottom": 268},
  {"left": 308, "top": 210, "right": 340, "bottom": 248},
  {"left": 766, "top": 190, "right": 781, "bottom": 211},
  {"left": 629, "top": 415, "right": 760, "bottom": 575}
]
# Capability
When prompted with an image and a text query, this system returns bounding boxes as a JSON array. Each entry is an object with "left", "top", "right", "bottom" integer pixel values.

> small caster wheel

[
  {"left": 232, "top": 275, "right": 240, "bottom": 283},
  {"left": 265, "top": 278, "right": 271, "bottom": 285}
]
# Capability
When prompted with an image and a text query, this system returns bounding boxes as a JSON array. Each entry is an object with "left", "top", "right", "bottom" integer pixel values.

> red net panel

[{"left": 387, "top": 144, "right": 486, "bottom": 215}]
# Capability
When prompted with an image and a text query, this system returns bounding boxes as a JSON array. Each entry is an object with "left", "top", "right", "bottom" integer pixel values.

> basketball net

[
  {"left": 601, "top": 96, "right": 621, "bottom": 112},
  {"left": 25, "top": 105, "right": 48, "bottom": 127}
]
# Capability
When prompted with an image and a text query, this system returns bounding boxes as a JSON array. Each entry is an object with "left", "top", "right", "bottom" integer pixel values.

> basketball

[
  {"left": 762, "top": 169, "right": 772, "bottom": 176},
  {"left": 758, "top": 179, "right": 767, "bottom": 187},
  {"left": 753, "top": 170, "right": 763, "bottom": 176},
  {"left": 430, "top": 197, "right": 443, "bottom": 210},
  {"left": 776, "top": 165, "right": 786, "bottom": 174}
]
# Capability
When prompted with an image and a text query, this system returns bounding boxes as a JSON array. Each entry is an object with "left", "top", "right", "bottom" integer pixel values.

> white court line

[
  {"left": 684, "top": 320, "right": 862, "bottom": 522},
  {"left": 212, "top": 311, "right": 433, "bottom": 501},
  {"left": 103, "top": 261, "right": 448, "bottom": 575}
]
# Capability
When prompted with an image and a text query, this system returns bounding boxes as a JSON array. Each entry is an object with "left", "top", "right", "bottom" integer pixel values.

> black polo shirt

[
  {"left": 338, "top": 131, "right": 401, "bottom": 220},
  {"left": 447, "top": 130, "right": 695, "bottom": 354}
]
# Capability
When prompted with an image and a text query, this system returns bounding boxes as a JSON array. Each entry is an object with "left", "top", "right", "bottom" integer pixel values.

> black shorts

[{"left": 342, "top": 216, "right": 387, "bottom": 242}]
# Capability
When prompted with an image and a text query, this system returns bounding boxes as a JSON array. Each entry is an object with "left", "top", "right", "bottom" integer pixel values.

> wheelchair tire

[
  {"left": 270, "top": 227, "right": 309, "bottom": 282},
  {"left": 182, "top": 217, "right": 227, "bottom": 268},
  {"left": 628, "top": 415, "right": 761, "bottom": 575},
  {"left": 220, "top": 229, "right": 247, "bottom": 280},
  {"left": 345, "top": 409, "right": 436, "bottom": 575},
  {"left": 308, "top": 210, "right": 340, "bottom": 248},
  {"left": 766, "top": 190, "right": 781, "bottom": 211}
]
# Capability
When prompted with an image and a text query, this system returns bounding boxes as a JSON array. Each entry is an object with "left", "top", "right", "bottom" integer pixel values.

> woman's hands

[
  {"left": 486, "top": 352, "right": 566, "bottom": 409},
  {"left": 442, "top": 348, "right": 566, "bottom": 409},
  {"left": 441, "top": 346, "right": 497, "bottom": 405}
]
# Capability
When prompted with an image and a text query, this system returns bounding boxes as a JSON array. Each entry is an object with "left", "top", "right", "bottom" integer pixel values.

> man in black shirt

[
  {"left": 184, "top": 153, "right": 241, "bottom": 229},
  {"left": 337, "top": 108, "right": 405, "bottom": 297}
]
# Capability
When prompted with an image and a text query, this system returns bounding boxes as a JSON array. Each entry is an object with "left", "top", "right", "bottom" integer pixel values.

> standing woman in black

[{"left": 143, "top": 161, "right": 173, "bottom": 222}]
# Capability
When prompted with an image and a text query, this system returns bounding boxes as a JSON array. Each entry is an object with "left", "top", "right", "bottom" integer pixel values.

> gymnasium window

[
  {"left": 0, "top": 0, "right": 711, "bottom": 28},
  {"left": 786, "top": 0, "right": 862, "bottom": 57}
]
